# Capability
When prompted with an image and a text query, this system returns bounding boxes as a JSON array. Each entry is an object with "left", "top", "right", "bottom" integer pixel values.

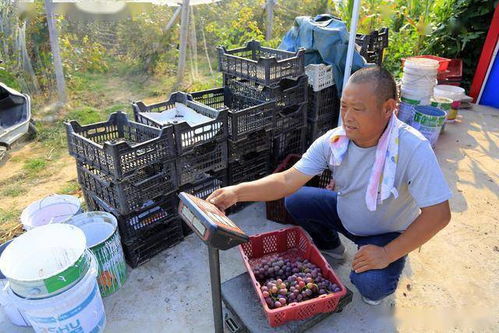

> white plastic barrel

[
  {"left": 21, "top": 194, "right": 82, "bottom": 230},
  {"left": 8, "top": 254, "right": 106, "bottom": 333},
  {"left": 0, "top": 224, "right": 89, "bottom": 299}
]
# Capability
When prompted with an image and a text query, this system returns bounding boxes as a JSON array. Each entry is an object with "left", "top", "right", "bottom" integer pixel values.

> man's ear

[{"left": 383, "top": 98, "right": 397, "bottom": 119}]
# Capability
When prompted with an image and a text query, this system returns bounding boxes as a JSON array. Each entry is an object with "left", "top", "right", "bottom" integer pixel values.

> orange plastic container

[
  {"left": 402, "top": 55, "right": 451, "bottom": 73},
  {"left": 239, "top": 226, "right": 347, "bottom": 327}
]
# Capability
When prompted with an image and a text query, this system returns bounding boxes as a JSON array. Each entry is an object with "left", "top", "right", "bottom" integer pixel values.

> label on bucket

[
  {"left": 92, "top": 232, "right": 127, "bottom": 297},
  {"left": 413, "top": 112, "right": 446, "bottom": 127},
  {"left": 401, "top": 96, "right": 420, "bottom": 105},
  {"left": 27, "top": 284, "right": 106, "bottom": 333}
]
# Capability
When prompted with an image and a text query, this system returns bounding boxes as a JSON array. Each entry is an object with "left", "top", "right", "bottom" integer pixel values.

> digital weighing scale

[
  {"left": 178, "top": 192, "right": 352, "bottom": 332},
  {"left": 178, "top": 192, "right": 249, "bottom": 333}
]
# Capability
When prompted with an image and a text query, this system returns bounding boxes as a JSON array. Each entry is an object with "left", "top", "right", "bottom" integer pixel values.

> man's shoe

[
  {"left": 320, "top": 243, "right": 346, "bottom": 260},
  {"left": 362, "top": 296, "right": 382, "bottom": 306}
]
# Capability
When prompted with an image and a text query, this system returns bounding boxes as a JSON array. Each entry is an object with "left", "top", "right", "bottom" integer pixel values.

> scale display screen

[{"left": 178, "top": 192, "right": 249, "bottom": 250}]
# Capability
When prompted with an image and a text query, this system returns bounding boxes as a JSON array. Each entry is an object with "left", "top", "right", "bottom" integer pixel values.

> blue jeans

[{"left": 285, "top": 187, "right": 407, "bottom": 301}]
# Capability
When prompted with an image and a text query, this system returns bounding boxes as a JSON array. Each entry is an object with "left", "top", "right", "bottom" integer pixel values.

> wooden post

[
  {"left": 19, "top": 21, "right": 40, "bottom": 93},
  {"left": 176, "top": 0, "right": 190, "bottom": 88},
  {"left": 0, "top": 10, "right": 10, "bottom": 62},
  {"left": 165, "top": 6, "right": 181, "bottom": 33},
  {"left": 200, "top": 18, "right": 213, "bottom": 74},
  {"left": 265, "top": 0, "right": 274, "bottom": 41},
  {"left": 44, "top": 0, "right": 66, "bottom": 104},
  {"left": 190, "top": 6, "right": 198, "bottom": 77}
]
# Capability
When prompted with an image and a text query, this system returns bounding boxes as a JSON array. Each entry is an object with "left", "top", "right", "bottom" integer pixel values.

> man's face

[{"left": 340, "top": 82, "right": 393, "bottom": 147}]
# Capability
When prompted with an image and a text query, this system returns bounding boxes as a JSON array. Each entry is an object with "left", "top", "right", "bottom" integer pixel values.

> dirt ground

[{"left": 0, "top": 104, "right": 498, "bottom": 332}]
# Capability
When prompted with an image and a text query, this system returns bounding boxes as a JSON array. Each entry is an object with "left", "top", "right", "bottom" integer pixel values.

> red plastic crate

[
  {"left": 402, "top": 55, "right": 451, "bottom": 73},
  {"left": 239, "top": 226, "right": 347, "bottom": 327},
  {"left": 437, "top": 58, "right": 463, "bottom": 80},
  {"left": 266, "top": 154, "right": 332, "bottom": 225}
]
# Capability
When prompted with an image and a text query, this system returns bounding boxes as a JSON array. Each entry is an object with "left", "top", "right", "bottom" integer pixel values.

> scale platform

[{"left": 222, "top": 273, "right": 353, "bottom": 333}]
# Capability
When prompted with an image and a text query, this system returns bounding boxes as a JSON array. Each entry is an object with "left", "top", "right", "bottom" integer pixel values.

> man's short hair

[{"left": 349, "top": 66, "right": 397, "bottom": 105}]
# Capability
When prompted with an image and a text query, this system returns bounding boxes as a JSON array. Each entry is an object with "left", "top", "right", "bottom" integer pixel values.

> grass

[
  {"left": 23, "top": 158, "right": 47, "bottom": 172},
  {"left": 1, "top": 184, "right": 27, "bottom": 197},
  {"left": 59, "top": 180, "right": 81, "bottom": 195}
]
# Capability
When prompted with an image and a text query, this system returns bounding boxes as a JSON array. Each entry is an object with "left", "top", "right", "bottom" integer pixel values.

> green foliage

[
  {"left": 0, "top": 68, "right": 21, "bottom": 91},
  {"left": 60, "top": 34, "right": 109, "bottom": 74},
  {"left": 425, "top": 0, "right": 496, "bottom": 89}
]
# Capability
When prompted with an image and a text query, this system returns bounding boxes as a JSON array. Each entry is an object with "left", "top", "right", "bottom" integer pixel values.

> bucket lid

[
  {"left": 405, "top": 57, "right": 440, "bottom": 69},
  {"left": 66, "top": 212, "right": 117, "bottom": 249},
  {"left": 0, "top": 224, "right": 86, "bottom": 282},
  {"left": 21, "top": 195, "right": 81, "bottom": 229}
]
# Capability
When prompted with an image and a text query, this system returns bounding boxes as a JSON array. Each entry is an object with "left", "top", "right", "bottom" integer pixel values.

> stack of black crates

[
  {"left": 217, "top": 40, "right": 308, "bottom": 170},
  {"left": 304, "top": 64, "right": 340, "bottom": 144},
  {"left": 356, "top": 27, "right": 389, "bottom": 65},
  {"left": 132, "top": 92, "right": 229, "bottom": 235},
  {"left": 65, "top": 40, "right": 343, "bottom": 267},
  {"left": 65, "top": 112, "right": 183, "bottom": 268}
]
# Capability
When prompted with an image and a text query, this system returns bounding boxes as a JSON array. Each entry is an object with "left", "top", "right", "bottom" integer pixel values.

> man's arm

[
  {"left": 352, "top": 201, "right": 451, "bottom": 273},
  {"left": 207, "top": 167, "right": 313, "bottom": 211}
]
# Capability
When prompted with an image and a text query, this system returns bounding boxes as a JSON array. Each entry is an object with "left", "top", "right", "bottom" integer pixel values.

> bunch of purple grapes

[{"left": 253, "top": 257, "right": 342, "bottom": 309}]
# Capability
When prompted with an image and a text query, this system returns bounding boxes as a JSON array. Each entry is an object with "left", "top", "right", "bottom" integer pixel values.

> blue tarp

[{"left": 279, "top": 14, "right": 367, "bottom": 95}]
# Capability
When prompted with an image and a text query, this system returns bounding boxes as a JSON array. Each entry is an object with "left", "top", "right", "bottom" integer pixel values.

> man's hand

[
  {"left": 352, "top": 245, "right": 392, "bottom": 273},
  {"left": 206, "top": 186, "right": 239, "bottom": 212}
]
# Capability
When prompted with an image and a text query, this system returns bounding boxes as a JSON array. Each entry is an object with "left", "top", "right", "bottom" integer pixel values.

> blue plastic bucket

[
  {"left": 398, "top": 102, "right": 415, "bottom": 125},
  {"left": 412, "top": 105, "right": 447, "bottom": 147}
]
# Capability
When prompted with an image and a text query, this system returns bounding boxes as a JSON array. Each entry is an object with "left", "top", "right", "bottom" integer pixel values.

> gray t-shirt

[{"left": 294, "top": 123, "right": 452, "bottom": 236}]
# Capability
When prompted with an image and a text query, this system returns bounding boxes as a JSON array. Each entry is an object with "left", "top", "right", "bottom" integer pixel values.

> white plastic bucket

[
  {"left": 0, "top": 240, "right": 31, "bottom": 327},
  {"left": 401, "top": 58, "right": 439, "bottom": 106},
  {"left": 433, "top": 85, "right": 466, "bottom": 102},
  {"left": 66, "top": 212, "right": 128, "bottom": 297},
  {"left": 8, "top": 254, "right": 106, "bottom": 333},
  {"left": 21, "top": 194, "right": 82, "bottom": 230},
  {"left": 0, "top": 224, "right": 89, "bottom": 299}
]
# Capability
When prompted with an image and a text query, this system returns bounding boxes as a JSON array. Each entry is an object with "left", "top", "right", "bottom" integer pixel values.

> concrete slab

[{"left": 1, "top": 104, "right": 498, "bottom": 332}]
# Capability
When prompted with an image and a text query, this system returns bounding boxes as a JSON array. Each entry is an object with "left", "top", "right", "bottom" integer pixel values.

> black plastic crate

[
  {"left": 190, "top": 87, "right": 276, "bottom": 141},
  {"left": 217, "top": 40, "right": 305, "bottom": 86},
  {"left": 225, "top": 75, "right": 308, "bottom": 109},
  {"left": 271, "top": 126, "right": 307, "bottom": 167},
  {"left": 266, "top": 154, "right": 333, "bottom": 225},
  {"left": 228, "top": 151, "right": 271, "bottom": 185},
  {"left": 122, "top": 217, "right": 183, "bottom": 268},
  {"left": 179, "top": 170, "right": 228, "bottom": 236},
  {"left": 132, "top": 92, "right": 228, "bottom": 155},
  {"left": 176, "top": 140, "right": 228, "bottom": 186},
  {"left": 66, "top": 111, "right": 175, "bottom": 181},
  {"left": 77, "top": 160, "right": 177, "bottom": 215},
  {"left": 180, "top": 170, "right": 228, "bottom": 199},
  {"left": 84, "top": 191, "right": 179, "bottom": 245},
  {"left": 308, "top": 85, "right": 340, "bottom": 121},
  {"left": 356, "top": 28, "right": 389, "bottom": 65},
  {"left": 228, "top": 129, "right": 271, "bottom": 162},
  {"left": 275, "top": 102, "right": 307, "bottom": 134},
  {"left": 307, "top": 113, "right": 338, "bottom": 145}
]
